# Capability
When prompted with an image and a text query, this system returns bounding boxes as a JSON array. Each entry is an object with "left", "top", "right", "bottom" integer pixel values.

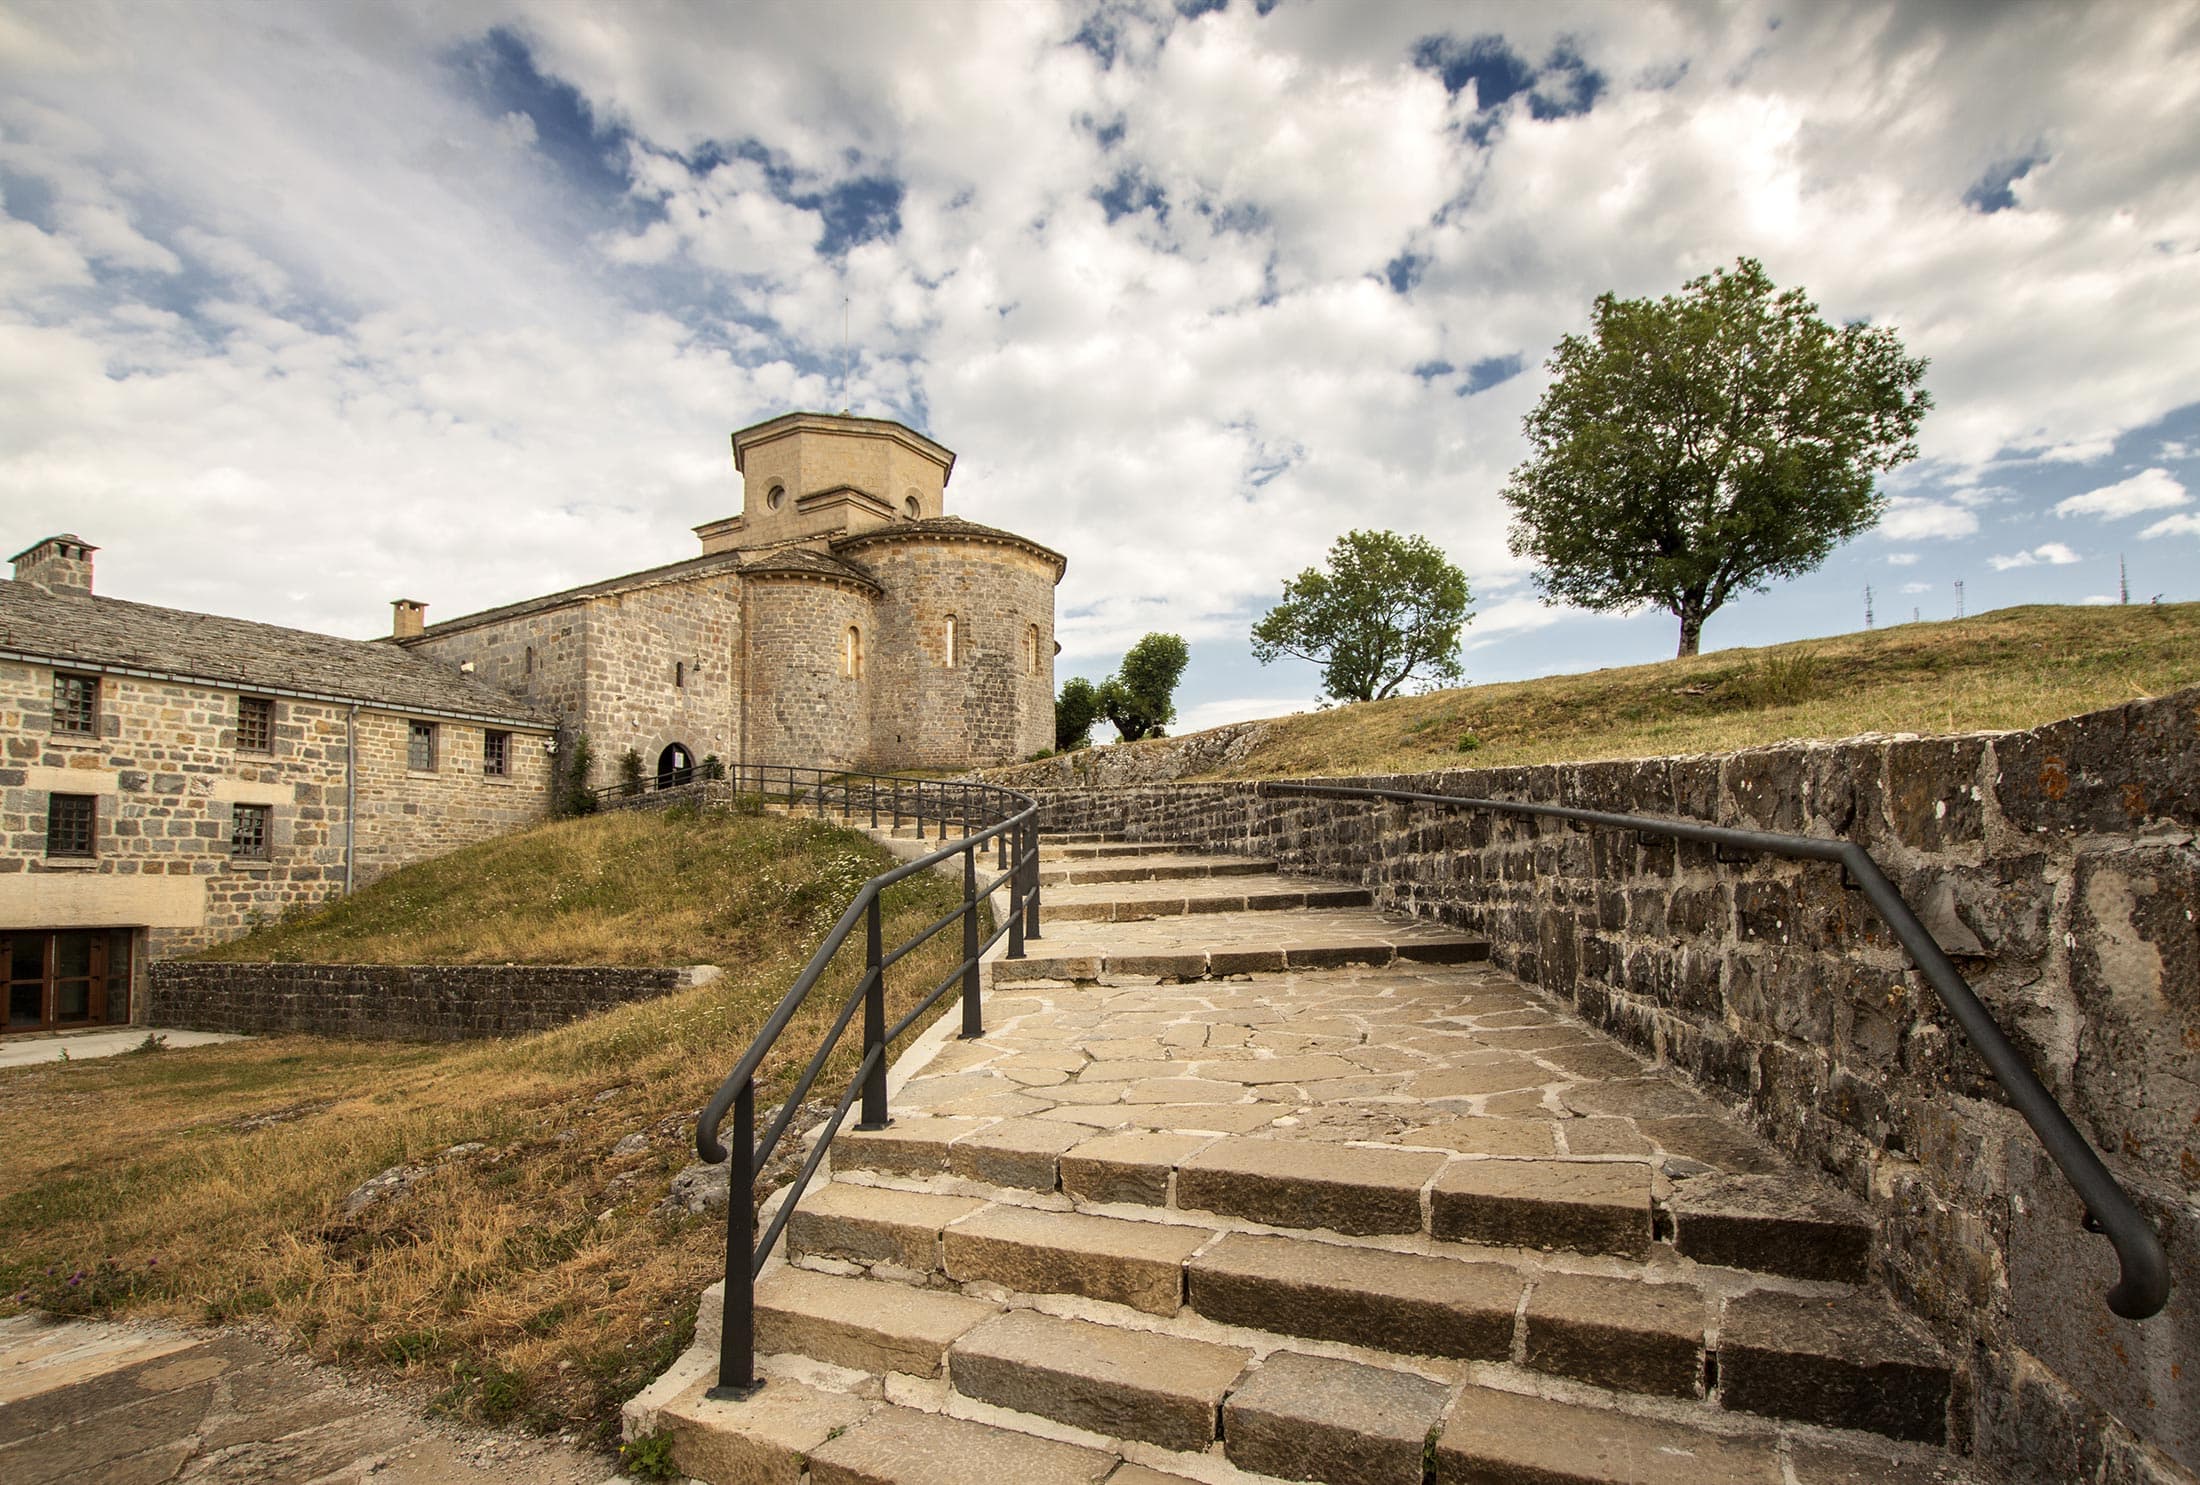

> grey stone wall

[
  {"left": 1026, "top": 687, "right": 2200, "bottom": 1483},
  {"left": 149, "top": 961, "right": 715, "bottom": 1040}
]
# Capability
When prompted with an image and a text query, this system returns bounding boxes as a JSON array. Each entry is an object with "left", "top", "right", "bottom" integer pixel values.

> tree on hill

[
  {"left": 1097, "top": 633, "right": 1188, "bottom": 741},
  {"left": 1055, "top": 676, "right": 1102, "bottom": 750},
  {"left": 1503, "top": 257, "right": 1932, "bottom": 657},
  {"left": 1251, "top": 529, "right": 1473, "bottom": 702}
]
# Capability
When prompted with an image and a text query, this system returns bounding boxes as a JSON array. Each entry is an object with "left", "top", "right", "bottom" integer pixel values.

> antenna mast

[
  {"left": 1864, "top": 585, "right": 1874, "bottom": 630},
  {"left": 2120, "top": 555, "right": 2130, "bottom": 605},
  {"left": 1953, "top": 579, "right": 1965, "bottom": 619}
]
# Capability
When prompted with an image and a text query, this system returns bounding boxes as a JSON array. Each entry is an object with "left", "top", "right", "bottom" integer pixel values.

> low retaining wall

[
  {"left": 148, "top": 962, "right": 720, "bottom": 1041},
  {"left": 1028, "top": 687, "right": 2200, "bottom": 1483}
]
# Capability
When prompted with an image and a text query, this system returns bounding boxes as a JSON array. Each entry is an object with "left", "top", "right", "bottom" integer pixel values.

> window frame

[
  {"left": 51, "top": 671, "right": 98, "bottom": 737},
  {"left": 843, "top": 624, "right": 863, "bottom": 680},
  {"left": 45, "top": 793, "right": 96, "bottom": 859},
  {"left": 944, "top": 614, "right": 959, "bottom": 669},
  {"left": 483, "top": 729, "right": 511, "bottom": 778},
  {"left": 236, "top": 695, "right": 275, "bottom": 753},
  {"left": 229, "top": 802, "right": 271, "bottom": 861},
  {"left": 407, "top": 720, "right": 438, "bottom": 772}
]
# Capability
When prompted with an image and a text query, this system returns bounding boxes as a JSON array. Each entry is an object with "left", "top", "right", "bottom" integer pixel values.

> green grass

[
  {"left": 1112, "top": 602, "right": 2200, "bottom": 779},
  {"left": 0, "top": 806, "right": 975, "bottom": 1447}
]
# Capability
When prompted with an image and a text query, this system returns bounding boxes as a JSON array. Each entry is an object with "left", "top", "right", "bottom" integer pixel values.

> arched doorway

[{"left": 657, "top": 743, "right": 695, "bottom": 789}]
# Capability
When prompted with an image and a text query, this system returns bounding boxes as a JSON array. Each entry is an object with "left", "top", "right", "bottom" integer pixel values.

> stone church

[{"left": 400, "top": 411, "right": 1066, "bottom": 781}]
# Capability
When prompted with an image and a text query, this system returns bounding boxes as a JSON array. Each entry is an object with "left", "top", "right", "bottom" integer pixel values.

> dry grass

[
  {"left": 1183, "top": 602, "right": 2200, "bottom": 778},
  {"left": 0, "top": 806, "right": 976, "bottom": 1445}
]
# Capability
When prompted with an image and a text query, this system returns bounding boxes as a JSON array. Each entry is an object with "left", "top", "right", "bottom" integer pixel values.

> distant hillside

[{"left": 1013, "top": 603, "right": 2200, "bottom": 783}]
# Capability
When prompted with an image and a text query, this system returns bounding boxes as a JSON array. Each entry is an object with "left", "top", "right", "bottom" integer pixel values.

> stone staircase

[{"left": 630, "top": 832, "right": 1981, "bottom": 1485}]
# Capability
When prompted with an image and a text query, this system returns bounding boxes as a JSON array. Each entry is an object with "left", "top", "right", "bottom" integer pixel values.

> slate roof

[
  {"left": 831, "top": 516, "right": 1067, "bottom": 575},
  {"left": 739, "top": 545, "right": 883, "bottom": 591},
  {"left": 0, "top": 579, "right": 550, "bottom": 726}
]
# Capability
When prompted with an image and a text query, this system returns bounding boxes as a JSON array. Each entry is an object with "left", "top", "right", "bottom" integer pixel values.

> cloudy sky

[{"left": 5, "top": 0, "right": 2199, "bottom": 733}]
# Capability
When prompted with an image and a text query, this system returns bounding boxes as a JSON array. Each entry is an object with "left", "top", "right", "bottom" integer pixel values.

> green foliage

[
  {"left": 555, "top": 733, "right": 597, "bottom": 817},
  {"left": 1724, "top": 650, "right": 1821, "bottom": 709},
  {"left": 617, "top": 748, "right": 645, "bottom": 797},
  {"left": 1503, "top": 257, "right": 1932, "bottom": 657},
  {"left": 1251, "top": 530, "right": 1473, "bottom": 702},
  {"left": 1097, "top": 634, "right": 1189, "bottom": 741},
  {"left": 699, "top": 754, "right": 726, "bottom": 781},
  {"left": 620, "top": 1428, "right": 680, "bottom": 1479},
  {"left": 1455, "top": 732, "right": 1482, "bottom": 752},
  {"left": 1054, "top": 676, "right": 1101, "bottom": 750}
]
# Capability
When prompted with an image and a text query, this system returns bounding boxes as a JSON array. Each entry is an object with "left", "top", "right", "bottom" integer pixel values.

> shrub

[{"left": 617, "top": 749, "right": 645, "bottom": 797}]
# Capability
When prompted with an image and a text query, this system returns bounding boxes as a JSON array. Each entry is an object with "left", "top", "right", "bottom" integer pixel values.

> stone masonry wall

[
  {"left": 410, "top": 605, "right": 591, "bottom": 743},
  {"left": 348, "top": 711, "right": 551, "bottom": 885},
  {"left": 743, "top": 575, "right": 873, "bottom": 772},
  {"left": 1025, "top": 688, "right": 2200, "bottom": 1483},
  {"left": 148, "top": 961, "right": 714, "bottom": 1040},
  {"left": 859, "top": 539, "right": 1053, "bottom": 768},
  {"left": 581, "top": 577, "right": 742, "bottom": 780}
]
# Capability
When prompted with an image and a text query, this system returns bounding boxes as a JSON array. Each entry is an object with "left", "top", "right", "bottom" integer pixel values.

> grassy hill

[
  {"left": 1123, "top": 602, "right": 2200, "bottom": 779},
  {"left": 0, "top": 807, "right": 970, "bottom": 1449}
]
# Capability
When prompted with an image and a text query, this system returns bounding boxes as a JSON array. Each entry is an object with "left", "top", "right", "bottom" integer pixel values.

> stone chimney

[
  {"left": 10, "top": 534, "right": 97, "bottom": 596},
  {"left": 391, "top": 599, "right": 428, "bottom": 640}
]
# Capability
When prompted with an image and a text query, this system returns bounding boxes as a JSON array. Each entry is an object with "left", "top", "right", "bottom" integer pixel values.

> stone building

[
  {"left": 1, "top": 413, "right": 1062, "bottom": 1033},
  {"left": 2, "top": 535, "right": 555, "bottom": 1034},
  {"left": 400, "top": 412, "right": 1065, "bottom": 780}
]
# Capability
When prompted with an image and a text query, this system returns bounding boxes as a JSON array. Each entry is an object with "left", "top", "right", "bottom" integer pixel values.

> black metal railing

[
  {"left": 689, "top": 766, "right": 1043, "bottom": 1396},
  {"left": 1258, "top": 779, "right": 2171, "bottom": 1321}
]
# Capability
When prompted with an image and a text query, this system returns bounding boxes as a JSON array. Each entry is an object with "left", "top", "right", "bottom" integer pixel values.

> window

[
  {"left": 675, "top": 660, "right": 686, "bottom": 688},
  {"left": 6, "top": 930, "right": 129, "bottom": 1031},
  {"left": 237, "top": 695, "right": 274, "bottom": 752},
  {"left": 766, "top": 483, "right": 786, "bottom": 510},
  {"left": 46, "top": 794, "right": 95, "bottom": 858},
  {"left": 407, "top": 721, "right": 437, "bottom": 771},
  {"left": 904, "top": 493, "right": 921, "bottom": 519},
  {"left": 843, "top": 625, "right": 863, "bottom": 679},
  {"left": 525, "top": 645, "right": 535, "bottom": 676},
  {"left": 52, "top": 671, "right": 97, "bottom": 736},
  {"left": 944, "top": 614, "right": 958, "bottom": 669},
  {"left": 230, "top": 803, "right": 270, "bottom": 860},
  {"left": 1027, "top": 624, "right": 1041, "bottom": 675},
  {"left": 484, "top": 730, "right": 510, "bottom": 777}
]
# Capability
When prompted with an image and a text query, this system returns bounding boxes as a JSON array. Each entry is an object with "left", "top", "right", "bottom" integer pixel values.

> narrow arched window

[
  {"left": 944, "top": 614, "right": 958, "bottom": 668},
  {"left": 844, "top": 625, "right": 863, "bottom": 679},
  {"left": 1027, "top": 624, "right": 1041, "bottom": 675}
]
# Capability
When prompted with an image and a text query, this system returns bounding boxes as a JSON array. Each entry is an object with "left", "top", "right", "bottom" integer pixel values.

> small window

[
  {"left": 525, "top": 645, "right": 535, "bottom": 676},
  {"left": 1027, "top": 624, "right": 1041, "bottom": 675},
  {"left": 843, "top": 625, "right": 863, "bottom": 679},
  {"left": 46, "top": 794, "right": 95, "bottom": 858},
  {"left": 230, "top": 803, "right": 270, "bottom": 860},
  {"left": 766, "top": 483, "right": 786, "bottom": 510},
  {"left": 944, "top": 614, "right": 958, "bottom": 669},
  {"left": 52, "top": 672, "right": 97, "bottom": 736},
  {"left": 675, "top": 660, "right": 686, "bottom": 689},
  {"left": 484, "top": 729, "right": 510, "bottom": 777},
  {"left": 407, "top": 721, "right": 437, "bottom": 772},
  {"left": 904, "top": 493, "right": 921, "bottom": 519},
  {"left": 237, "top": 696, "right": 274, "bottom": 752}
]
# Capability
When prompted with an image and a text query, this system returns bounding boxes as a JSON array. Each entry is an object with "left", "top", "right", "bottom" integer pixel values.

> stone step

[
  {"left": 949, "top": 1309, "right": 1250, "bottom": 1452},
  {"left": 1715, "top": 1290, "right": 1954, "bottom": 1443},
  {"left": 1042, "top": 831, "right": 1126, "bottom": 844},
  {"left": 751, "top": 1266, "right": 996, "bottom": 1378},
  {"left": 1434, "top": 1383, "right": 1785, "bottom": 1485},
  {"left": 1039, "top": 855, "right": 1278, "bottom": 885},
  {"left": 993, "top": 915, "right": 1490, "bottom": 983},
  {"left": 1225, "top": 1350, "right": 1453, "bottom": 1485},
  {"left": 1042, "top": 875, "right": 1376, "bottom": 922},
  {"left": 1039, "top": 841, "right": 1177, "bottom": 859},
  {"left": 808, "top": 1403, "right": 1118, "bottom": 1485}
]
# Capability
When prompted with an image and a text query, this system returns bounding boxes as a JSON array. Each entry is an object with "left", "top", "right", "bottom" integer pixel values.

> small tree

[
  {"left": 1097, "top": 633, "right": 1188, "bottom": 741},
  {"left": 1504, "top": 257, "right": 1931, "bottom": 657},
  {"left": 1251, "top": 530, "right": 1472, "bottom": 702},
  {"left": 617, "top": 747, "right": 645, "bottom": 797},
  {"left": 1055, "top": 677, "right": 1102, "bottom": 751},
  {"left": 555, "top": 732, "right": 597, "bottom": 817}
]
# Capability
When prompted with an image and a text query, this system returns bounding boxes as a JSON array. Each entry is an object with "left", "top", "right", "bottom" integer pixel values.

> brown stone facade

[
  {"left": 1020, "top": 688, "right": 2200, "bottom": 1483},
  {"left": 407, "top": 412, "right": 1062, "bottom": 780}
]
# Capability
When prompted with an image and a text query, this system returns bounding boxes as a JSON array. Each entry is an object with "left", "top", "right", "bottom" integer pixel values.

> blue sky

[{"left": 4, "top": 0, "right": 2198, "bottom": 736}]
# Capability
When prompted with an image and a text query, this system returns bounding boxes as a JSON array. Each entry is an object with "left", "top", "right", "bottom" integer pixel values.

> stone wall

[
  {"left": 1026, "top": 688, "right": 2200, "bottom": 1483},
  {"left": 858, "top": 538, "right": 1054, "bottom": 768},
  {"left": 410, "top": 605, "right": 592, "bottom": 743},
  {"left": 148, "top": 960, "right": 718, "bottom": 1040},
  {"left": 347, "top": 711, "right": 552, "bottom": 885},
  {"left": 745, "top": 574, "right": 873, "bottom": 771},
  {"left": 582, "top": 577, "right": 742, "bottom": 780},
  {"left": 984, "top": 718, "right": 1278, "bottom": 786}
]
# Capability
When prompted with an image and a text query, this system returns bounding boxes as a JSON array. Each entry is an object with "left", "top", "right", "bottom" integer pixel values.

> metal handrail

[
  {"left": 690, "top": 764, "right": 1044, "bottom": 1397},
  {"left": 1256, "top": 779, "right": 2170, "bottom": 1321}
]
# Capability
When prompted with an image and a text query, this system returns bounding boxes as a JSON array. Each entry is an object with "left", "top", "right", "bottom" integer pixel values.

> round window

[
  {"left": 767, "top": 484, "right": 786, "bottom": 511},
  {"left": 904, "top": 494, "right": 921, "bottom": 518}
]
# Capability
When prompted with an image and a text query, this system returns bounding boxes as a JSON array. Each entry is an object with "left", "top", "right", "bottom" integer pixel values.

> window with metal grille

[
  {"left": 52, "top": 672, "right": 97, "bottom": 735},
  {"left": 230, "top": 803, "right": 270, "bottom": 859},
  {"left": 46, "top": 794, "right": 95, "bottom": 858},
  {"left": 237, "top": 695, "right": 274, "bottom": 752},
  {"left": 484, "top": 730, "right": 510, "bottom": 777},
  {"left": 408, "top": 721, "right": 437, "bottom": 771}
]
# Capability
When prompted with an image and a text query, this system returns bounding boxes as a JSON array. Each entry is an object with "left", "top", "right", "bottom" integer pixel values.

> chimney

[
  {"left": 391, "top": 599, "right": 428, "bottom": 640},
  {"left": 10, "top": 535, "right": 97, "bottom": 596}
]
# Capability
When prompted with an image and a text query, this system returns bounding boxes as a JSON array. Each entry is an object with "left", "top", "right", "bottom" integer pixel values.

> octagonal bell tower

[{"left": 695, "top": 412, "right": 956, "bottom": 554}]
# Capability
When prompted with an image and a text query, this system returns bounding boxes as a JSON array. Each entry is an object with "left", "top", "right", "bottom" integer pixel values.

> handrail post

[
  {"left": 1007, "top": 822, "right": 1026, "bottom": 959},
  {"left": 870, "top": 777, "right": 879, "bottom": 830},
  {"left": 915, "top": 780, "right": 926, "bottom": 841},
  {"left": 961, "top": 843, "right": 983, "bottom": 1038},
  {"left": 707, "top": 1077, "right": 758, "bottom": 1398},
  {"left": 1023, "top": 816, "right": 1043, "bottom": 942},
  {"left": 858, "top": 894, "right": 889, "bottom": 1130}
]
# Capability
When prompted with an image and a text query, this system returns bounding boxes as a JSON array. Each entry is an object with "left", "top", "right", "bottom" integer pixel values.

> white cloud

[
  {"left": 1988, "top": 542, "right": 2082, "bottom": 570},
  {"left": 2161, "top": 440, "right": 2193, "bottom": 460},
  {"left": 2139, "top": 513, "right": 2200, "bottom": 539},
  {"left": 1176, "top": 695, "right": 1312, "bottom": 733},
  {"left": 1880, "top": 499, "right": 1979, "bottom": 541},
  {"left": 1901, "top": 582, "right": 1934, "bottom": 594},
  {"left": 2080, "top": 594, "right": 2118, "bottom": 605},
  {"left": 1886, "top": 552, "right": 1920, "bottom": 566},
  {"left": 2054, "top": 467, "right": 2189, "bottom": 519}
]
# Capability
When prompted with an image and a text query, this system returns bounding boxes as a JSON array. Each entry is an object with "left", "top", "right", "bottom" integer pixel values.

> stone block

[
  {"left": 1667, "top": 1173, "right": 1870, "bottom": 1281},
  {"left": 751, "top": 1267, "right": 995, "bottom": 1378},
  {"left": 946, "top": 1118, "right": 1087, "bottom": 1190},
  {"left": 1430, "top": 1160, "right": 1653, "bottom": 1257},
  {"left": 943, "top": 1204, "right": 1204, "bottom": 1315},
  {"left": 1224, "top": 1350, "right": 1451, "bottom": 1485},
  {"left": 1432, "top": 1383, "right": 1783, "bottom": 1484},
  {"left": 661, "top": 1375, "right": 872, "bottom": 1485},
  {"left": 1717, "top": 1289, "right": 1951, "bottom": 1443},
  {"left": 1188, "top": 1231, "right": 1520, "bottom": 1361},
  {"left": 806, "top": 1404, "right": 1115, "bottom": 1485},
  {"left": 950, "top": 1309, "right": 1245, "bottom": 1451},
  {"left": 1176, "top": 1139, "right": 1445, "bottom": 1235},
  {"left": 829, "top": 1117, "right": 990, "bottom": 1177},
  {"left": 1060, "top": 1130, "right": 1212, "bottom": 1206},
  {"left": 1522, "top": 1272, "right": 1705, "bottom": 1397},
  {"left": 783, "top": 1184, "right": 984, "bottom": 1273}
]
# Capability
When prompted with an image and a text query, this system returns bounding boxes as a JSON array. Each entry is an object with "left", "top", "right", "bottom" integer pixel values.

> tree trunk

[{"left": 1676, "top": 608, "right": 1704, "bottom": 658}]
